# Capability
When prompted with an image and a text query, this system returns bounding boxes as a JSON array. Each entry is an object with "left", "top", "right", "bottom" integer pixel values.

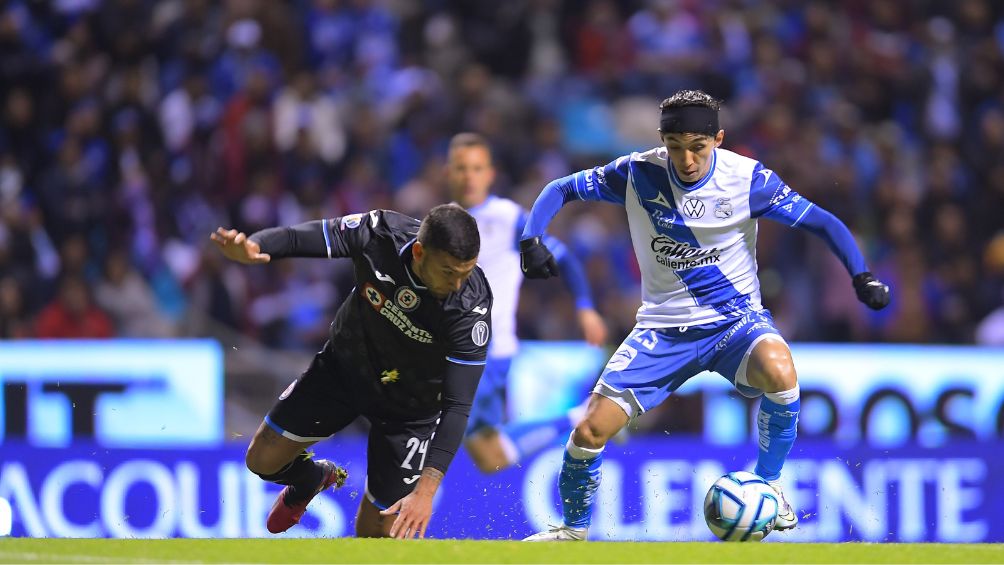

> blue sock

[
  {"left": 558, "top": 438, "right": 603, "bottom": 529},
  {"left": 502, "top": 416, "right": 572, "bottom": 461},
  {"left": 754, "top": 386, "right": 800, "bottom": 481}
]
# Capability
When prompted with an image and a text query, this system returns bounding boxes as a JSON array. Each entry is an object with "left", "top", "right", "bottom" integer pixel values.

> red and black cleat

[{"left": 266, "top": 460, "right": 348, "bottom": 534}]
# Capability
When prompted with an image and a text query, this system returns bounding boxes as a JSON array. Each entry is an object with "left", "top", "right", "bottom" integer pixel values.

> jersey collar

[
  {"left": 668, "top": 148, "right": 717, "bottom": 192},
  {"left": 399, "top": 239, "right": 428, "bottom": 290},
  {"left": 462, "top": 194, "right": 496, "bottom": 214}
]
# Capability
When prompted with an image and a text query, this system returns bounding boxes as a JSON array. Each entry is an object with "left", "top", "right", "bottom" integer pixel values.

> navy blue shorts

[{"left": 264, "top": 341, "right": 439, "bottom": 509}]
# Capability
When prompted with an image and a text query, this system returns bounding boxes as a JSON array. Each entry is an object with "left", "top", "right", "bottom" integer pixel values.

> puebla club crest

[{"left": 714, "top": 197, "right": 733, "bottom": 218}]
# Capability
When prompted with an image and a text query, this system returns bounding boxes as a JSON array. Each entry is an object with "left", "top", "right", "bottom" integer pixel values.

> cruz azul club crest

[{"left": 395, "top": 287, "right": 420, "bottom": 311}]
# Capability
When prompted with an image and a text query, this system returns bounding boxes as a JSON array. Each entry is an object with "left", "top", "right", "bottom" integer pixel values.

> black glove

[
  {"left": 852, "top": 272, "right": 890, "bottom": 310},
  {"left": 519, "top": 237, "right": 559, "bottom": 279}
]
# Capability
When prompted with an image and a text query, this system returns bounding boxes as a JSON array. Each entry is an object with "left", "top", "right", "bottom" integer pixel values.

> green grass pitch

[{"left": 1, "top": 539, "right": 1002, "bottom": 564}]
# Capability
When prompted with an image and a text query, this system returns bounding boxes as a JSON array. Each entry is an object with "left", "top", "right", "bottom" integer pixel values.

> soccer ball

[{"left": 703, "top": 471, "right": 779, "bottom": 542}]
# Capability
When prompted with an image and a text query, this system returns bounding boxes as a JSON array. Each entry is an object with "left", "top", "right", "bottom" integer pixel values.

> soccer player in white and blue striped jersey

[
  {"left": 446, "top": 133, "right": 609, "bottom": 474},
  {"left": 520, "top": 90, "right": 891, "bottom": 541}
]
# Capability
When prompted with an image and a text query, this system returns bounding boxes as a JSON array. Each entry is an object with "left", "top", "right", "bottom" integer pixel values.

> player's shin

[
  {"left": 255, "top": 451, "right": 324, "bottom": 504},
  {"left": 558, "top": 437, "right": 604, "bottom": 531},
  {"left": 753, "top": 385, "right": 800, "bottom": 481}
]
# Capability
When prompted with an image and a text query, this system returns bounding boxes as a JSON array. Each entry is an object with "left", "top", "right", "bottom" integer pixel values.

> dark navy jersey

[{"left": 322, "top": 210, "right": 492, "bottom": 416}]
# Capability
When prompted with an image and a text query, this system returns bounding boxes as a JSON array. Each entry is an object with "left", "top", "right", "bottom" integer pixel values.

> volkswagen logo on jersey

[
  {"left": 395, "top": 287, "right": 420, "bottom": 311},
  {"left": 683, "top": 198, "right": 705, "bottom": 218},
  {"left": 471, "top": 320, "right": 490, "bottom": 347}
]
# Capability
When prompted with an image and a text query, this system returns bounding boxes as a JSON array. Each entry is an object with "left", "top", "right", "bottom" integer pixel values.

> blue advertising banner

[
  {"left": 511, "top": 343, "right": 1004, "bottom": 447},
  {"left": 3, "top": 341, "right": 1002, "bottom": 450},
  {"left": 0, "top": 340, "right": 223, "bottom": 447},
  {"left": 1, "top": 439, "right": 1000, "bottom": 542}
]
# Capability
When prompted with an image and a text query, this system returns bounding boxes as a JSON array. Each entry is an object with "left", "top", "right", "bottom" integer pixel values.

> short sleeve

[
  {"left": 327, "top": 211, "right": 381, "bottom": 257},
  {"left": 578, "top": 156, "right": 629, "bottom": 205},
  {"left": 444, "top": 308, "right": 491, "bottom": 365},
  {"left": 748, "top": 163, "right": 815, "bottom": 227}
]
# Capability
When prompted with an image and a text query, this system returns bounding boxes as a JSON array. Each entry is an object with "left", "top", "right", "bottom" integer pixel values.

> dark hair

[
  {"left": 659, "top": 89, "right": 722, "bottom": 111},
  {"left": 448, "top": 132, "right": 492, "bottom": 156},
  {"left": 418, "top": 204, "right": 480, "bottom": 261}
]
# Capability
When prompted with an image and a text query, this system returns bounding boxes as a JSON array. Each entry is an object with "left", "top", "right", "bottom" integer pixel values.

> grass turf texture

[{"left": 1, "top": 539, "right": 1002, "bottom": 564}]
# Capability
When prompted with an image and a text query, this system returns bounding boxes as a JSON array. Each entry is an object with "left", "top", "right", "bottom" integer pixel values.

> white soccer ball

[{"left": 703, "top": 471, "right": 779, "bottom": 542}]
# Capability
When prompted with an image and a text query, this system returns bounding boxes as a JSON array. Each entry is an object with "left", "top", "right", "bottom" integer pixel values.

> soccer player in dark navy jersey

[{"left": 211, "top": 204, "right": 492, "bottom": 539}]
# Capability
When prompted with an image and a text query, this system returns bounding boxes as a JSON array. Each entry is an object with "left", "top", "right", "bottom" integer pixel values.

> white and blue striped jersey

[
  {"left": 466, "top": 195, "right": 595, "bottom": 357},
  {"left": 524, "top": 147, "right": 846, "bottom": 328},
  {"left": 467, "top": 196, "right": 524, "bottom": 358}
]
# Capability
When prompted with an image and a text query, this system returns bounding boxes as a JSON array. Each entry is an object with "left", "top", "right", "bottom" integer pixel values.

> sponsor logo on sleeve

[
  {"left": 769, "top": 184, "right": 792, "bottom": 206},
  {"left": 471, "top": 321, "right": 490, "bottom": 347},
  {"left": 279, "top": 379, "right": 297, "bottom": 400},
  {"left": 340, "top": 214, "right": 363, "bottom": 230}
]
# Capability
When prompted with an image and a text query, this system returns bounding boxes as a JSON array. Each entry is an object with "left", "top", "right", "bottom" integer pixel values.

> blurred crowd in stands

[{"left": 2, "top": 0, "right": 1003, "bottom": 348}]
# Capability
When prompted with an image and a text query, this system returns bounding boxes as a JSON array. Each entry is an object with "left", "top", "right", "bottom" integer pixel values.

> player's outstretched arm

[
  {"left": 379, "top": 361, "right": 483, "bottom": 538},
  {"left": 750, "top": 165, "right": 890, "bottom": 311},
  {"left": 796, "top": 206, "right": 891, "bottom": 310},
  {"left": 212, "top": 219, "right": 346, "bottom": 263},
  {"left": 210, "top": 228, "right": 271, "bottom": 264},
  {"left": 520, "top": 161, "right": 628, "bottom": 280}
]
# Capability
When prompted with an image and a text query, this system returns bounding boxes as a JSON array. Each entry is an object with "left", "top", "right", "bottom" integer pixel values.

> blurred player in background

[
  {"left": 211, "top": 204, "right": 492, "bottom": 539},
  {"left": 445, "top": 133, "right": 609, "bottom": 473},
  {"left": 519, "top": 90, "right": 891, "bottom": 541}
]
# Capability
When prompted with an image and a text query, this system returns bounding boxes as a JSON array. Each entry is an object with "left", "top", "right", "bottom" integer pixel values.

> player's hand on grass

[
  {"left": 577, "top": 308, "right": 608, "bottom": 346},
  {"left": 381, "top": 490, "right": 433, "bottom": 539},
  {"left": 852, "top": 271, "right": 890, "bottom": 310},
  {"left": 210, "top": 227, "right": 271, "bottom": 265},
  {"left": 519, "top": 237, "right": 559, "bottom": 279}
]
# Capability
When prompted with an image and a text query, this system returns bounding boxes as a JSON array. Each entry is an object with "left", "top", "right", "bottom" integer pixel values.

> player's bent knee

[
  {"left": 572, "top": 420, "right": 611, "bottom": 450},
  {"left": 244, "top": 443, "right": 276, "bottom": 476},
  {"left": 245, "top": 427, "right": 297, "bottom": 476},
  {"left": 747, "top": 339, "right": 797, "bottom": 393}
]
